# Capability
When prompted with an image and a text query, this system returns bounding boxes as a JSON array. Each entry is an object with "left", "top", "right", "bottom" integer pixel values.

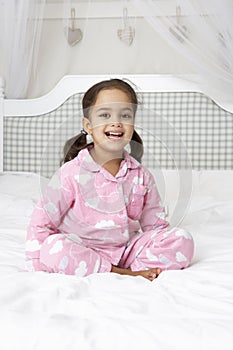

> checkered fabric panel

[
  {"left": 3, "top": 91, "right": 233, "bottom": 177},
  {"left": 3, "top": 94, "right": 84, "bottom": 178},
  {"left": 138, "top": 92, "right": 233, "bottom": 170}
]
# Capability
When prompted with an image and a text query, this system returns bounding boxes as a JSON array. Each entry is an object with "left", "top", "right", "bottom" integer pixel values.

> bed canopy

[{"left": 0, "top": 0, "right": 232, "bottom": 109}]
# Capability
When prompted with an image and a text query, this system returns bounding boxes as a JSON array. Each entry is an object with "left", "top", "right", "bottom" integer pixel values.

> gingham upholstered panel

[
  {"left": 4, "top": 94, "right": 83, "bottom": 178},
  {"left": 3, "top": 92, "right": 233, "bottom": 178}
]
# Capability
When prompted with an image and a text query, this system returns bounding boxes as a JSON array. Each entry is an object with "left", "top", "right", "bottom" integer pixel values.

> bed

[{"left": 0, "top": 75, "right": 233, "bottom": 350}]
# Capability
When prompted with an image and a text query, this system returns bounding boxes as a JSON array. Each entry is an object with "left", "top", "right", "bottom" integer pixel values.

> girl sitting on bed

[{"left": 26, "top": 79, "right": 194, "bottom": 281}]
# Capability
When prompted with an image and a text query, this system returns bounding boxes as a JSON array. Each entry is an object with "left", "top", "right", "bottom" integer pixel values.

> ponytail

[
  {"left": 130, "top": 130, "right": 143, "bottom": 163},
  {"left": 61, "top": 132, "right": 93, "bottom": 165}
]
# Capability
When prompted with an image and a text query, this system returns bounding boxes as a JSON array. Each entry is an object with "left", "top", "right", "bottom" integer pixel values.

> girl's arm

[
  {"left": 139, "top": 170, "right": 170, "bottom": 233},
  {"left": 25, "top": 168, "right": 74, "bottom": 271}
]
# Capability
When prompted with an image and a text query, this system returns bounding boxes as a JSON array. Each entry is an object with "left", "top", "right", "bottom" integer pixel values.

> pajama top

[{"left": 26, "top": 147, "right": 170, "bottom": 271}]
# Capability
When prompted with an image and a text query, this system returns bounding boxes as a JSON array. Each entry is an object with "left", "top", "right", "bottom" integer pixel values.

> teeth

[{"left": 106, "top": 132, "right": 123, "bottom": 137}]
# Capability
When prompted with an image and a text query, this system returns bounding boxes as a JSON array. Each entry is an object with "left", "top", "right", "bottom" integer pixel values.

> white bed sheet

[{"left": 0, "top": 171, "right": 233, "bottom": 350}]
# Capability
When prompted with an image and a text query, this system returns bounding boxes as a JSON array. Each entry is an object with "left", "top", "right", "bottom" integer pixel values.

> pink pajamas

[{"left": 26, "top": 147, "right": 194, "bottom": 277}]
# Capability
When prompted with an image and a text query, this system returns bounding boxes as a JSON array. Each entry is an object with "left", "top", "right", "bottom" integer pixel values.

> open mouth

[{"left": 105, "top": 131, "right": 124, "bottom": 138}]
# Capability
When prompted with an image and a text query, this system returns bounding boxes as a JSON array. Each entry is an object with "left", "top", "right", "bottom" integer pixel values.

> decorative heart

[
  {"left": 117, "top": 27, "right": 135, "bottom": 46},
  {"left": 67, "top": 28, "right": 83, "bottom": 46},
  {"left": 169, "top": 25, "right": 188, "bottom": 43},
  {"left": 170, "top": 6, "right": 188, "bottom": 43}
]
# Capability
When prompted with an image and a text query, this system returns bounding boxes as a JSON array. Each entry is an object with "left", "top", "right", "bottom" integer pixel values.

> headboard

[{"left": 1, "top": 75, "right": 233, "bottom": 178}]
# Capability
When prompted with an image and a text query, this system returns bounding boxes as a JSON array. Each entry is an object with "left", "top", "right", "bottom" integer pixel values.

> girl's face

[{"left": 83, "top": 88, "right": 135, "bottom": 156}]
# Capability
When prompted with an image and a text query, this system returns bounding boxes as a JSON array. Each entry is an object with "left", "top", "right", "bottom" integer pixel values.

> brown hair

[{"left": 62, "top": 79, "right": 143, "bottom": 164}]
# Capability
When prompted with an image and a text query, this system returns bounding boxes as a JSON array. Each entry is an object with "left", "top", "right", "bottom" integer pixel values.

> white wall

[
  {"left": 0, "top": 1, "right": 195, "bottom": 98},
  {"left": 27, "top": 17, "right": 194, "bottom": 98}
]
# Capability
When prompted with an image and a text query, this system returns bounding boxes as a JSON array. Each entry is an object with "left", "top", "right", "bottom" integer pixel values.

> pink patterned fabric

[{"left": 26, "top": 147, "right": 194, "bottom": 277}]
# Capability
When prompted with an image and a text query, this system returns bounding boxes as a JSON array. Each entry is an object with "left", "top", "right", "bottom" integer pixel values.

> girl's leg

[
  {"left": 39, "top": 234, "right": 112, "bottom": 277},
  {"left": 120, "top": 227, "right": 194, "bottom": 272}
]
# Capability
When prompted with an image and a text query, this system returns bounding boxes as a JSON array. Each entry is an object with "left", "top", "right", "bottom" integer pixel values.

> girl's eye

[
  {"left": 99, "top": 113, "right": 110, "bottom": 118},
  {"left": 121, "top": 114, "right": 133, "bottom": 119}
]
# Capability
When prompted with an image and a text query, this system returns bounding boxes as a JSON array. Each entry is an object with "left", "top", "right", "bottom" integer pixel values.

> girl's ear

[{"left": 82, "top": 117, "right": 92, "bottom": 134}]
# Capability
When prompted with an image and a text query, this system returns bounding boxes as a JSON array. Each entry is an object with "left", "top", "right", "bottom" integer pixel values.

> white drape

[
  {"left": 0, "top": 0, "right": 45, "bottom": 98},
  {"left": 133, "top": 0, "right": 233, "bottom": 105}
]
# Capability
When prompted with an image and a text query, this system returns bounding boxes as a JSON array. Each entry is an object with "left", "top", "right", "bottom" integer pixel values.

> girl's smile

[{"left": 105, "top": 130, "right": 124, "bottom": 141}]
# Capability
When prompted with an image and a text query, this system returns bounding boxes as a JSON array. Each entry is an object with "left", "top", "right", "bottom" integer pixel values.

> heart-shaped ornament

[
  {"left": 117, "top": 7, "right": 135, "bottom": 46},
  {"left": 117, "top": 27, "right": 135, "bottom": 46},
  {"left": 67, "top": 27, "right": 83, "bottom": 46},
  {"left": 169, "top": 25, "right": 188, "bottom": 43},
  {"left": 65, "top": 8, "right": 83, "bottom": 47},
  {"left": 169, "top": 6, "right": 188, "bottom": 43}
]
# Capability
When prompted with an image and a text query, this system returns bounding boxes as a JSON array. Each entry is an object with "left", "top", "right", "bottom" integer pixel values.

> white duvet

[{"left": 0, "top": 170, "right": 233, "bottom": 350}]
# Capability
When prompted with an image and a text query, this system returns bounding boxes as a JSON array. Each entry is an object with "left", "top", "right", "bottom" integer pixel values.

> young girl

[{"left": 26, "top": 79, "right": 194, "bottom": 281}]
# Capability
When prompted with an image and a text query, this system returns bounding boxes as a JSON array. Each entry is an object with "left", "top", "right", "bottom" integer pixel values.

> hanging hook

[
  {"left": 70, "top": 8, "right": 76, "bottom": 31},
  {"left": 123, "top": 7, "right": 129, "bottom": 29},
  {"left": 176, "top": 5, "right": 181, "bottom": 26}
]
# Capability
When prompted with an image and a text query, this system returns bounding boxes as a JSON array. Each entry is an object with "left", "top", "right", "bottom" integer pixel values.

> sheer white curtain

[
  {"left": 133, "top": 0, "right": 233, "bottom": 104},
  {"left": 0, "top": 0, "right": 45, "bottom": 98}
]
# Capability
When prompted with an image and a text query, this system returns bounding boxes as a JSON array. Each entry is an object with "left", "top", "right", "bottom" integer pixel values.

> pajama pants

[{"left": 38, "top": 227, "right": 194, "bottom": 277}]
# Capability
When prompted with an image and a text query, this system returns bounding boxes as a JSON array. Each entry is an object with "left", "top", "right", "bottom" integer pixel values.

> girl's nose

[
  {"left": 110, "top": 115, "right": 122, "bottom": 127},
  {"left": 110, "top": 121, "right": 122, "bottom": 127}
]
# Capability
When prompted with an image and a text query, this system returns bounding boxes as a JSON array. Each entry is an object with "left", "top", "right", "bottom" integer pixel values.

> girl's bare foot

[
  {"left": 130, "top": 268, "right": 162, "bottom": 281},
  {"left": 111, "top": 265, "right": 162, "bottom": 281}
]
